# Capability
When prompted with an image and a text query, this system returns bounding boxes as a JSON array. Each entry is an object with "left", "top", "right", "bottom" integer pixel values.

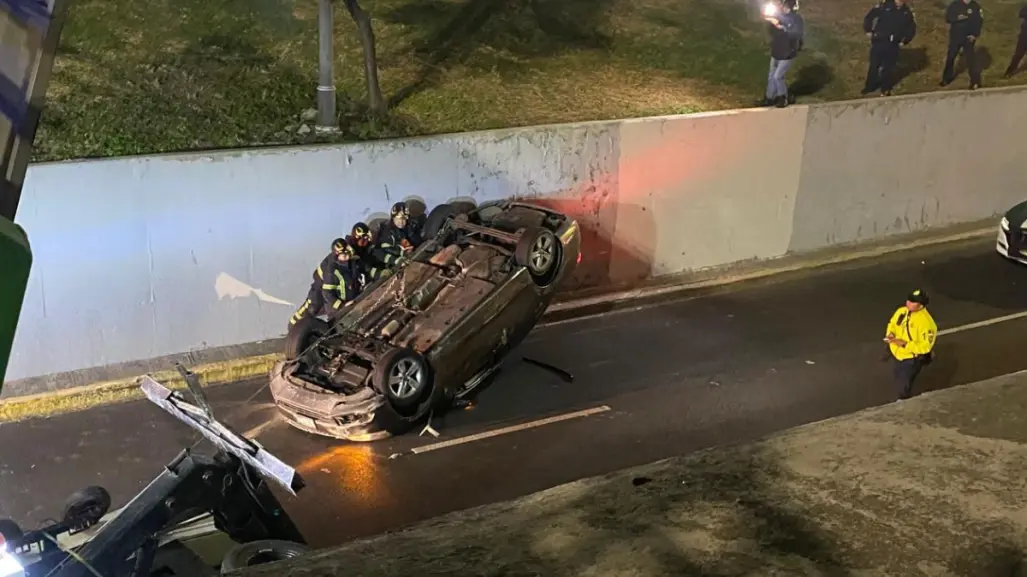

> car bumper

[
  {"left": 268, "top": 361, "right": 392, "bottom": 442},
  {"left": 997, "top": 221, "right": 1027, "bottom": 265}
]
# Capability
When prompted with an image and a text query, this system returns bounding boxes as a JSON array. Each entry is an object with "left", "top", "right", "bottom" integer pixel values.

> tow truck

[
  {"left": 0, "top": 1, "right": 312, "bottom": 574},
  {"left": 0, "top": 365, "right": 312, "bottom": 576}
]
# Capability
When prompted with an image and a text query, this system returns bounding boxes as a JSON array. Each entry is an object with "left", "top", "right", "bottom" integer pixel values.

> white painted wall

[{"left": 9, "top": 87, "right": 1021, "bottom": 386}]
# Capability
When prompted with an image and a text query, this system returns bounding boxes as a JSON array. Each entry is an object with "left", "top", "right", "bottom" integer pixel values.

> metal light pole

[{"left": 316, "top": 0, "right": 339, "bottom": 132}]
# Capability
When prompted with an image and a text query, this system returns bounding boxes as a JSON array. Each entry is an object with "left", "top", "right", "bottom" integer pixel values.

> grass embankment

[{"left": 38, "top": 0, "right": 1027, "bottom": 162}]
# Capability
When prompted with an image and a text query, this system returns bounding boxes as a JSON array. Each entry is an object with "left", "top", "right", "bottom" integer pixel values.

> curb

[
  {"left": 546, "top": 224, "right": 996, "bottom": 318},
  {"left": 0, "top": 224, "right": 996, "bottom": 424},
  {"left": 0, "top": 354, "right": 282, "bottom": 424}
]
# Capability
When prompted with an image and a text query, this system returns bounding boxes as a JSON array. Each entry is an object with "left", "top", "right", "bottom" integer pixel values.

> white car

[{"left": 997, "top": 200, "right": 1027, "bottom": 265}]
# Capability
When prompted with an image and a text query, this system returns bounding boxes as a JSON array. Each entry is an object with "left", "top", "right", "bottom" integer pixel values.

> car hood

[{"left": 1006, "top": 201, "right": 1027, "bottom": 228}]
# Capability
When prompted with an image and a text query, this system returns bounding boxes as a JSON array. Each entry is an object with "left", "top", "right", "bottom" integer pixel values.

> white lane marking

[
  {"left": 540, "top": 303, "right": 666, "bottom": 330},
  {"left": 536, "top": 304, "right": 1027, "bottom": 341},
  {"left": 410, "top": 405, "right": 612, "bottom": 455},
  {"left": 938, "top": 310, "right": 1027, "bottom": 336}
]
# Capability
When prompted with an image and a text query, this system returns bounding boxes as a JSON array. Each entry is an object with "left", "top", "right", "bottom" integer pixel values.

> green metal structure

[{"left": 0, "top": 0, "right": 70, "bottom": 388}]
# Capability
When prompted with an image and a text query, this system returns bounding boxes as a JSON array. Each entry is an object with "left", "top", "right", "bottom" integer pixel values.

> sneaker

[
  {"left": 775, "top": 96, "right": 789, "bottom": 108},
  {"left": 969, "top": 83, "right": 980, "bottom": 90}
]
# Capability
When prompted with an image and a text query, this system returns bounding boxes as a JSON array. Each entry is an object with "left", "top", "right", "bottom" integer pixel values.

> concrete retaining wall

[{"left": 6, "top": 87, "right": 1021, "bottom": 391}]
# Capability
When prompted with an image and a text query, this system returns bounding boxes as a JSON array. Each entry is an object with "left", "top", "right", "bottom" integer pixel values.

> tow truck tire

[
  {"left": 515, "top": 227, "right": 561, "bottom": 286},
  {"left": 62, "top": 485, "right": 111, "bottom": 527},
  {"left": 284, "top": 316, "right": 330, "bottom": 361},
  {"left": 374, "top": 348, "right": 433, "bottom": 412},
  {"left": 220, "top": 539, "right": 311, "bottom": 573},
  {"left": 0, "top": 519, "right": 23, "bottom": 543}
]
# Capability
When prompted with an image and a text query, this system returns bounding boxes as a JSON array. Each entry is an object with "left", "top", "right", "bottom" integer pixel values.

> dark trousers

[
  {"left": 1006, "top": 29, "right": 1027, "bottom": 75},
  {"left": 290, "top": 286, "right": 325, "bottom": 326},
  {"left": 942, "top": 38, "right": 982, "bottom": 86},
  {"left": 893, "top": 357, "right": 924, "bottom": 400},
  {"left": 864, "top": 41, "right": 901, "bottom": 92}
]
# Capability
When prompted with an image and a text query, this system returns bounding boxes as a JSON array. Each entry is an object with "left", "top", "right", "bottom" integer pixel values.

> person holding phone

[
  {"left": 883, "top": 289, "right": 938, "bottom": 401},
  {"left": 940, "top": 0, "right": 984, "bottom": 89},
  {"left": 759, "top": 0, "right": 805, "bottom": 108}
]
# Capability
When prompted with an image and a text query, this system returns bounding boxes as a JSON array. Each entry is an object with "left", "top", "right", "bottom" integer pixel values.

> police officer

[
  {"left": 371, "top": 202, "right": 421, "bottom": 269},
  {"left": 941, "top": 0, "right": 984, "bottom": 89},
  {"left": 347, "top": 221, "right": 386, "bottom": 282},
  {"left": 861, "top": 0, "right": 917, "bottom": 96},
  {"left": 1002, "top": 4, "right": 1027, "bottom": 78},
  {"left": 289, "top": 238, "right": 362, "bottom": 327},
  {"left": 883, "top": 289, "right": 938, "bottom": 401}
]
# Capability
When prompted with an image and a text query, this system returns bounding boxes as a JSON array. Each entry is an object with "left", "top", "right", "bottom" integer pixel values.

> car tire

[
  {"left": 422, "top": 203, "right": 459, "bottom": 239},
  {"left": 515, "top": 227, "right": 561, "bottom": 285},
  {"left": 220, "top": 539, "right": 311, "bottom": 573},
  {"left": 62, "top": 485, "right": 111, "bottom": 527},
  {"left": 284, "top": 316, "right": 330, "bottom": 361},
  {"left": 448, "top": 200, "right": 478, "bottom": 215},
  {"left": 374, "top": 348, "right": 433, "bottom": 411},
  {"left": 0, "top": 519, "right": 23, "bottom": 543}
]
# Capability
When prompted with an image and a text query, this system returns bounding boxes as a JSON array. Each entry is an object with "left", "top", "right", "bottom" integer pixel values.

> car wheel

[
  {"left": 0, "top": 519, "right": 23, "bottom": 543},
  {"left": 374, "top": 348, "right": 433, "bottom": 411},
  {"left": 422, "top": 203, "right": 459, "bottom": 240},
  {"left": 284, "top": 316, "right": 330, "bottom": 361},
  {"left": 220, "top": 539, "right": 311, "bottom": 573},
  {"left": 515, "top": 227, "right": 561, "bottom": 285},
  {"left": 62, "top": 485, "right": 111, "bottom": 527}
]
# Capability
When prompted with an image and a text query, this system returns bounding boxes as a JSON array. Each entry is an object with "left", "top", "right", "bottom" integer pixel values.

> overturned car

[{"left": 269, "top": 199, "right": 581, "bottom": 441}]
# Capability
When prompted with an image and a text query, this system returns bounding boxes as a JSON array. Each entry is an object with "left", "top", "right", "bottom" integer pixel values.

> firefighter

[
  {"left": 348, "top": 221, "right": 387, "bottom": 282},
  {"left": 371, "top": 202, "right": 421, "bottom": 269},
  {"left": 289, "top": 238, "right": 361, "bottom": 327},
  {"left": 883, "top": 289, "right": 938, "bottom": 401}
]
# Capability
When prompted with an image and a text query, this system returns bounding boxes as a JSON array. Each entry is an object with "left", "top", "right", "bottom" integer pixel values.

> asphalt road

[{"left": 2, "top": 237, "right": 1026, "bottom": 550}]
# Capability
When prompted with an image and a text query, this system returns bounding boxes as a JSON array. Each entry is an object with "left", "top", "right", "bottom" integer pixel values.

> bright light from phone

[
  {"left": 763, "top": 2, "right": 778, "bottom": 16},
  {"left": 0, "top": 544, "right": 24, "bottom": 577}
]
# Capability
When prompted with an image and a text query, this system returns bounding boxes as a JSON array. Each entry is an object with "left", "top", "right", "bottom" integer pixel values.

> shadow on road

[{"left": 921, "top": 252, "right": 1027, "bottom": 312}]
